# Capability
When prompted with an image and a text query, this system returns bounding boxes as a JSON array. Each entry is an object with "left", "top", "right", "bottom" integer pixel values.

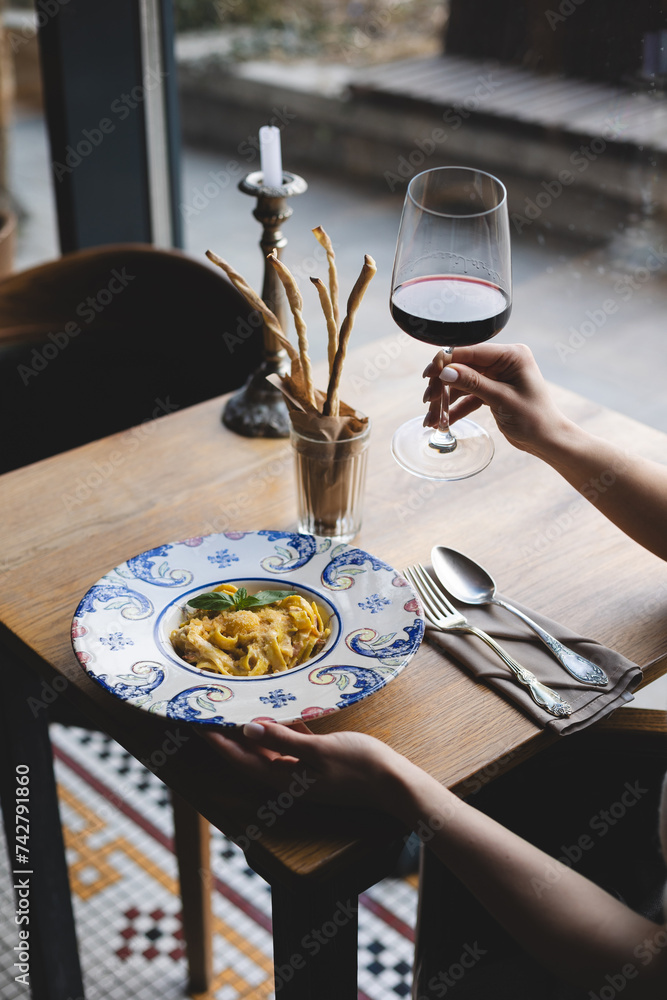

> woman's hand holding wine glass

[
  {"left": 390, "top": 166, "right": 512, "bottom": 480},
  {"left": 421, "top": 342, "right": 578, "bottom": 461}
]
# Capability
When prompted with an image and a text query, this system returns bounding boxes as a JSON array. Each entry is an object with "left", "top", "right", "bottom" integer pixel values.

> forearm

[
  {"left": 437, "top": 345, "right": 667, "bottom": 560},
  {"left": 530, "top": 419, "right": 667, "bottom": 561},
  {"left": 385, "top": 763, "right": 666, "bottom": 993}
]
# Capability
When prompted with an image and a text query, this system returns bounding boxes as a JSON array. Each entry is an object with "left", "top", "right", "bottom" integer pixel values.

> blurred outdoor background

[{"left": 2, "top": 0, "right": 666, "bottom": 432}]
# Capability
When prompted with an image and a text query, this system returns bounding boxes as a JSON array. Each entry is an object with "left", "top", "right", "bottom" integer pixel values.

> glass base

[
  {"left": 391, "top": 416, "right": 494, "bottom": 481},
  {"left": 296, "top": 517, "right": 358, "bottom": 545}
]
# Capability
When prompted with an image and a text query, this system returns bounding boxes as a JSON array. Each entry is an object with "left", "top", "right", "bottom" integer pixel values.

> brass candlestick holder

[{"left": 222, "top": 169, "right": 308, "bottom": 437}]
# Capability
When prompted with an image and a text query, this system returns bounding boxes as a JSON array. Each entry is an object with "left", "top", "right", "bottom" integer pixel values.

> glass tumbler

[{"left": 290, "top": 422, "right": 371, "bottom": 543}]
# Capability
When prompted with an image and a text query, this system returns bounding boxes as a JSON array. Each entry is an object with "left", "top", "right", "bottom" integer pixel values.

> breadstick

[
  {"left": 205, "top": 249, "right": 300, "bottom": 368},
  {"left": 309, "top": 276, "right": 338, "bottom": 376},
  {"left": 268, "top": 251, "right": 315, "bottom": 407},
  {"left": 312, "top": 226, "right": 340, "bottom": 331},
  {"left": 324, "top": 254, "right": 377, "bottom": 417}
]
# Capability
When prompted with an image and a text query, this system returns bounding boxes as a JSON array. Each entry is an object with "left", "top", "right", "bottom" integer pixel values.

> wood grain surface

[{"left": 2, "top": 333, "right": 667, "bottom": 889}]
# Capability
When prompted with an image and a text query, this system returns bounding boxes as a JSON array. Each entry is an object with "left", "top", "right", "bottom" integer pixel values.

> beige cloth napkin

[{"left": 425, "top": 589, "right": 642, "bottom": 734}]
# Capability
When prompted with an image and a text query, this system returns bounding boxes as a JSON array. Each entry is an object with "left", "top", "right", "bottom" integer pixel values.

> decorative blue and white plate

[{"left": 71, "top": 530, "right": 425, "bottom": 727}]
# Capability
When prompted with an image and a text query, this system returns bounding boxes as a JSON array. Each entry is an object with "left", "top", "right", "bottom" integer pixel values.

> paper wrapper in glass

[{"left": 290, "top": 410, "right": 370, "bottom": 543}]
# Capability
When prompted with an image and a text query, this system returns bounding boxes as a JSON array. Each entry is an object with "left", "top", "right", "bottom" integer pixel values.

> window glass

[{"left": 177, "top": 0, "right": 667, "bottom": 431}]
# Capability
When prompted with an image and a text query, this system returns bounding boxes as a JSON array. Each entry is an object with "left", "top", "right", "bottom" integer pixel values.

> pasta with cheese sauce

[{"left": 170, "top": 584, "right": 330, "bottom": 676}]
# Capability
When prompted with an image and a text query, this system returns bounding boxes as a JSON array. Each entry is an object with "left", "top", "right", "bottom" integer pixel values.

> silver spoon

[{"left": 431, "top": 546, "right": 609, "bottom": 687}]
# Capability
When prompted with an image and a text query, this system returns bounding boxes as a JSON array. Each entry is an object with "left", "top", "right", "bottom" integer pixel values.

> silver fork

[{"left": 405, "top": 564, "right": 572, "bottom": 719}]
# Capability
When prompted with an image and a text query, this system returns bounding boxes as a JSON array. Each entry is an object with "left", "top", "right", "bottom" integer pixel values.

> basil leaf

[
  {"left": 188, "top": 588, "right": 297, "bottom": 613},
  {"left": 187, "top": 591, "right": 236, "bottom": 611},
  {"left": 241, "top": 589, "right": 297, "bottom": 608}
]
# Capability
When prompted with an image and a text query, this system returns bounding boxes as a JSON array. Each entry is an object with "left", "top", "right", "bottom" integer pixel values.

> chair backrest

[{"left": 0, "top": 244, "right": 264, "bottom": 473}]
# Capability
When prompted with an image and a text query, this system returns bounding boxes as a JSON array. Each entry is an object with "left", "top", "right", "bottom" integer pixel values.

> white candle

[{"left": 259, "top": 125, "right": 283, "bottom": 188}]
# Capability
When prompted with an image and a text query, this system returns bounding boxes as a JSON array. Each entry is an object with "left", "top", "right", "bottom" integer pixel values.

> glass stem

[{"left": 429, "top": 349, "right": 457, "bottom": 452}]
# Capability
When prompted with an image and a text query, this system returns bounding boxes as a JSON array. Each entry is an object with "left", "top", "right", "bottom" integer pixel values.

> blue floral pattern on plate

[
  {"left": 71, "top": 531, "right": 424, "bottom": 726},
  {"left": 164, "top": 686, "right": 235, "bottom": 724},
  {"left": 346, "top": 620, "right": 425, "bottom": 666},
  {"left": 207, "top": 549, "right": 240, "bottom": 569},
  {"left": 92, "top": 661, "right": 165, "bottom": 702},
  {"left": 99, "top": 632, "right": 135, "bottom": 651},
  {"left": 321, "top": 546, "right": 395, "bottom": 591},
  {"left": 358, "top": 594, "right": 392, "bottom": 614},
  {"left": 121, "top": 545, "right": 194, "bottom": 587},
  {"left": 260, "top": 688, "right": 297, "bottom": 710},
  {"left": 76, "top": 584, "right": 154, "bottom": 620},
  {"left": 258, "top": 530, "right": 327, "bottom": 571},
  {"left": 307, "top": 663, "right": 397, "bottom": 708}
]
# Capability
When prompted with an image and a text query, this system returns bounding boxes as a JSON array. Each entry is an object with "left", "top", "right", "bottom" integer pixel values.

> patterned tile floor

[{"left": 0, "top": 724, "right": 417, "bottom": 999}]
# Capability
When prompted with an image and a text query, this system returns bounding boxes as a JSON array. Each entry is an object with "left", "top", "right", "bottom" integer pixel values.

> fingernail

[
  {"left": 439, "top": 366, "right": 459, "bottom": 383},
  {"left": 243, "top": 722, "right": 265, "bottom": 739},
  {"left": 422, "top": 364, "right": 434, "bottom": 378},
  {"left": 422, "top": 385, "right": 433, "bottom": 403}
]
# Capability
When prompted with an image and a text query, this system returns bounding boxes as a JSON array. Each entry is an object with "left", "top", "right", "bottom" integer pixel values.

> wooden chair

[
  {"left": 0, "top": 243, "right": 263, "bottom": 473},
  {"left": 0, "top": 244, "right": 264, "bottom": 993}
]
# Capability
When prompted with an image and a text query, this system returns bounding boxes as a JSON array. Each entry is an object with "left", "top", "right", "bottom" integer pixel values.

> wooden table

[{"left": 2, "top": 333, "right": 667, "bottom": 999}]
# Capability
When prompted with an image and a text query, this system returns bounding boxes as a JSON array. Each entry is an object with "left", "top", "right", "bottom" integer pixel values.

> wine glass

[{"left": 390, "top": 166, "right": 512, "bottom": 480}]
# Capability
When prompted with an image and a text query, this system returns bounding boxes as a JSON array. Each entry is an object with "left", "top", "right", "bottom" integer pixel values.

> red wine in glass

[{"left": 391, "top": 275, "right": 512, "bottom": 348}]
